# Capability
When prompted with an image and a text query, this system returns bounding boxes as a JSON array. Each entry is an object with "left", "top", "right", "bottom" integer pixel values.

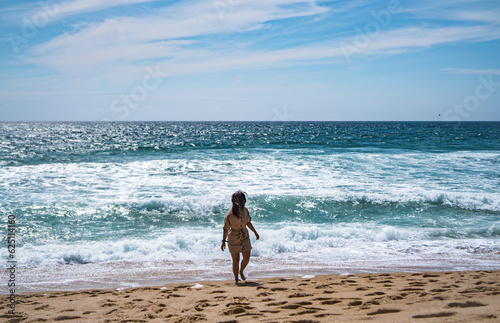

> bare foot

[{"left": 240, "top": 271, "right": 246, "bottom": 281}]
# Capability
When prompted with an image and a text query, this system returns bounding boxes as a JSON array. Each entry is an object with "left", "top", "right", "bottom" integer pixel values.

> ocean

[{"left": 1, "top": 121, "right": 499, "bottom": 292}]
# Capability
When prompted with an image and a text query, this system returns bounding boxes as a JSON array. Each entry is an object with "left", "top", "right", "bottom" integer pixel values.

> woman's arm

[
  {"left": 247, "top": 222, "right": 260, "bottom": 240},
  {"left": 221, "top": 229, "right": 229, "bottom": 251}
]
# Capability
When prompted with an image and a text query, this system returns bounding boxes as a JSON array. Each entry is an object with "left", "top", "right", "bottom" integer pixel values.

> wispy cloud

[
  {"left": 29, "top": 0, "right": 329, "bottom": 73},
  {"left": 453, "top": 10, "right": 500, "bottom": 24},
  {"left": 0, "top": 0, "right": 158, "bottom": 26},
  {"left": 441, "top": 68, "right": 500, "bottom": 75},
  {"left": 400, "top": 0, "right": 500, "bottom": 24},
  {"left": 40, "top": 0, "right": 160, "bottom": 21},
  {"left": 28, "top": 0, "right": 500, "bottom": 78},
  {"left": 2, "top": 0, "right": 500, "bottom": 121},
  {"left": 29, "top": 18, "right": 500, "bottom": 78}
]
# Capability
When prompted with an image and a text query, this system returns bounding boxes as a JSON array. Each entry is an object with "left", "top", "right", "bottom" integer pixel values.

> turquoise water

[{"left": 1, "top": 122, "right": 499, "bottom": 292}]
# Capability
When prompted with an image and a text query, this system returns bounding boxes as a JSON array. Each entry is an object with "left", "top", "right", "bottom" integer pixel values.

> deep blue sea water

[{"left": 1, "top": 122, "right": 499, "bottom": 292}]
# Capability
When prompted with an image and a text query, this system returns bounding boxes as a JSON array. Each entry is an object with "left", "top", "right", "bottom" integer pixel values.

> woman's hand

[
  {"left": 247, "top": 223, "right": 259, "bottom": 240},
  {"left": 221, "top": 241, "right": 226, "bottom": 251}
]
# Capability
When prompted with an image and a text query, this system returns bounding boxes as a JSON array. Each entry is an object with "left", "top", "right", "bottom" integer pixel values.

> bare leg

[
  {"left": 230, "top": 252, "right": 240, "bottom": 284},
  {"left": 240, "top": 250, "right": 251, "bottom": 280}
]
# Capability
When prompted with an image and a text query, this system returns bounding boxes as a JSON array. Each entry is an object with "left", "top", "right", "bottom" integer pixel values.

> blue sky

[{"left": 1, "top": 0, "right": 499, "bottom": 121}]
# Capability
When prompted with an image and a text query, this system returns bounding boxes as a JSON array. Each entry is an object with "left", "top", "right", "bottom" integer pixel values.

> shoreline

[
  {"left": 12, "top": 254, "right": 500, "bottom": 294},
  {"left": 2, "top": 270, "right": 499, "bottom": 322},
  {"left": 13, "top": 267, "right": 500, "bottom": 295}
]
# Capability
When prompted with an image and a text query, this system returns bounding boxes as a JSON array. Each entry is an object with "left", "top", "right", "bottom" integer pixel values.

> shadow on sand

[{"left": 236, "top": 281, "right": 261, "bottom": 287}]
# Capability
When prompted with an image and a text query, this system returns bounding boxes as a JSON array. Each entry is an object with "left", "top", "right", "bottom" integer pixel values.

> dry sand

[{"left": 1, "top": 270, "right": 499, "bottom": 322}]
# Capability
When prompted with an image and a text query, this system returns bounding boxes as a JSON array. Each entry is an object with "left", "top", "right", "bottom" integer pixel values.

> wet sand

[{"left": 1, "top": 270, "right": 499, "bottom": 322}]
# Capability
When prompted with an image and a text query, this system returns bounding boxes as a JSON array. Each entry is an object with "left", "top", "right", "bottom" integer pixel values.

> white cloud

[
  {"left": 156, "top": 25, "right": 500, "bottom": 77},
  {"left": 441, "top": 68, "right": 500, "bottom": 75},
  {"left": 362, "top": 25, "right": 500, "bottom": 51},
  {"left": 21, "top": 0, "right": 500, "bottom": 82},
  {"left": 453, "top": 10, "right": 500, "bottom": 24},
  {"left": 29, "top": 0, "right": 328, "bottom": 72},
  {"left": 42, "top": 0, "right": 159, "bottom": 20}
]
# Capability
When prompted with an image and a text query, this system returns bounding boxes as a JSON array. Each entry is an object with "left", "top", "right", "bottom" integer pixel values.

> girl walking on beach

[{"left": 221, "top": 191, "right": 260, "bottom": 284}]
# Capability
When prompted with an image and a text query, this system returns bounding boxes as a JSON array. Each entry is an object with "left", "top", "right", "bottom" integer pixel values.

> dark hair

[{"left": 231, "top": 190, "right": 246, "bottom": 218}]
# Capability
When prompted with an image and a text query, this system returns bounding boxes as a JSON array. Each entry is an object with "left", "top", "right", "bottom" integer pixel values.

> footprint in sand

[
  {"left": 35, "top": 304, "right": 51, "bottom": 311},
  {"left": 400, "top": 288, "right": 425, "bottom": 292},
  {"left": 288, "top": 293, "right": 313, "bottom": 298},
  {"left": 195, "top": 300, "right": 218, "bottom": 311},
  {"left": 257, "top": 292, "right": 274, "bottom": 297},
  {"left": 290, "top": 307, "right": 324, "bottom": 316},
  {"left": 315, "top": 284, "right": 332, "bottom": 289},
  {"left": 214, "top": 296, "right": 227, "bottom": 300},
  {"left": 409, "top": 282, "right": 427, "bottom": 286},
  {"left": 167, "top": 294, "right": 185, "bottom": 299},
  {"left": 412, "top": 312, "right": 456, "bottom": 319},
  {"left": 196, "top": 299, "right": 209, "bottom": 302},
  {"left": 423, "top": 274, "right": 439, "bottom": 278},
  {"left": 260, "top": 309, "right": 281, "bottom": 314},
  {"left": 315, "top": 313, "right": 341, "bottom": 318},
  {"left": 444, "top": 284, "right": 460, "bottom": 289},
  {"left": 53, "top": 315, "right": 83, "bottom": 321},
  {"left": 174, "top": 314, "right": 206, "bottom": 322},
  {"left": 222, "top": 306, "right": 254, "bottom": 315},
  {"left": 100, "top": 302, "right": 117, "bottom": 308},
  {"left": 321, "top": 300, "right": 342, "bottom": 305},
  {"left": 174, "top": 285, "right": 191, "bottom": 289},
  {"left": 389, "top": 294, "right": 405, "bottom": 300},
  {"left": 281, "top": 301, "right": 313, "bottom": 309},
  {"left": 235, "top": 312, "right": 264, "bottom": 318},
  {"left": 226, "top": 302, "right": 251, "bottom": 307},
  {"left": 105, "top": 309, "right": 118, "bottom": 315},
  {"left": 365, "top": 292, "right": 385, "bottom": 296},
  {"left": 447, "top": 301, "right": 487, "bottom": 308},
  {"left": 366, "top": 308, "right": 401, "bottom": 316}
]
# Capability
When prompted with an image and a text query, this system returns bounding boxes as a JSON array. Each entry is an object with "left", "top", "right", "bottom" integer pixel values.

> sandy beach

[{"left": 1, "top": 270, "right": 499, "bottom": 322}]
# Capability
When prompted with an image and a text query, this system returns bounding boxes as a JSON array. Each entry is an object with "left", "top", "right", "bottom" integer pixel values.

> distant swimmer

[{"left": 221, "top": 191, "right": 260, "bottom": 284}]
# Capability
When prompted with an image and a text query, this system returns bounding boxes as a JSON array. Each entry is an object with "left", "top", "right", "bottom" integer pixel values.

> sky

[{"left": 0, "top": 0, "right": 499, "bottom": 121}]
